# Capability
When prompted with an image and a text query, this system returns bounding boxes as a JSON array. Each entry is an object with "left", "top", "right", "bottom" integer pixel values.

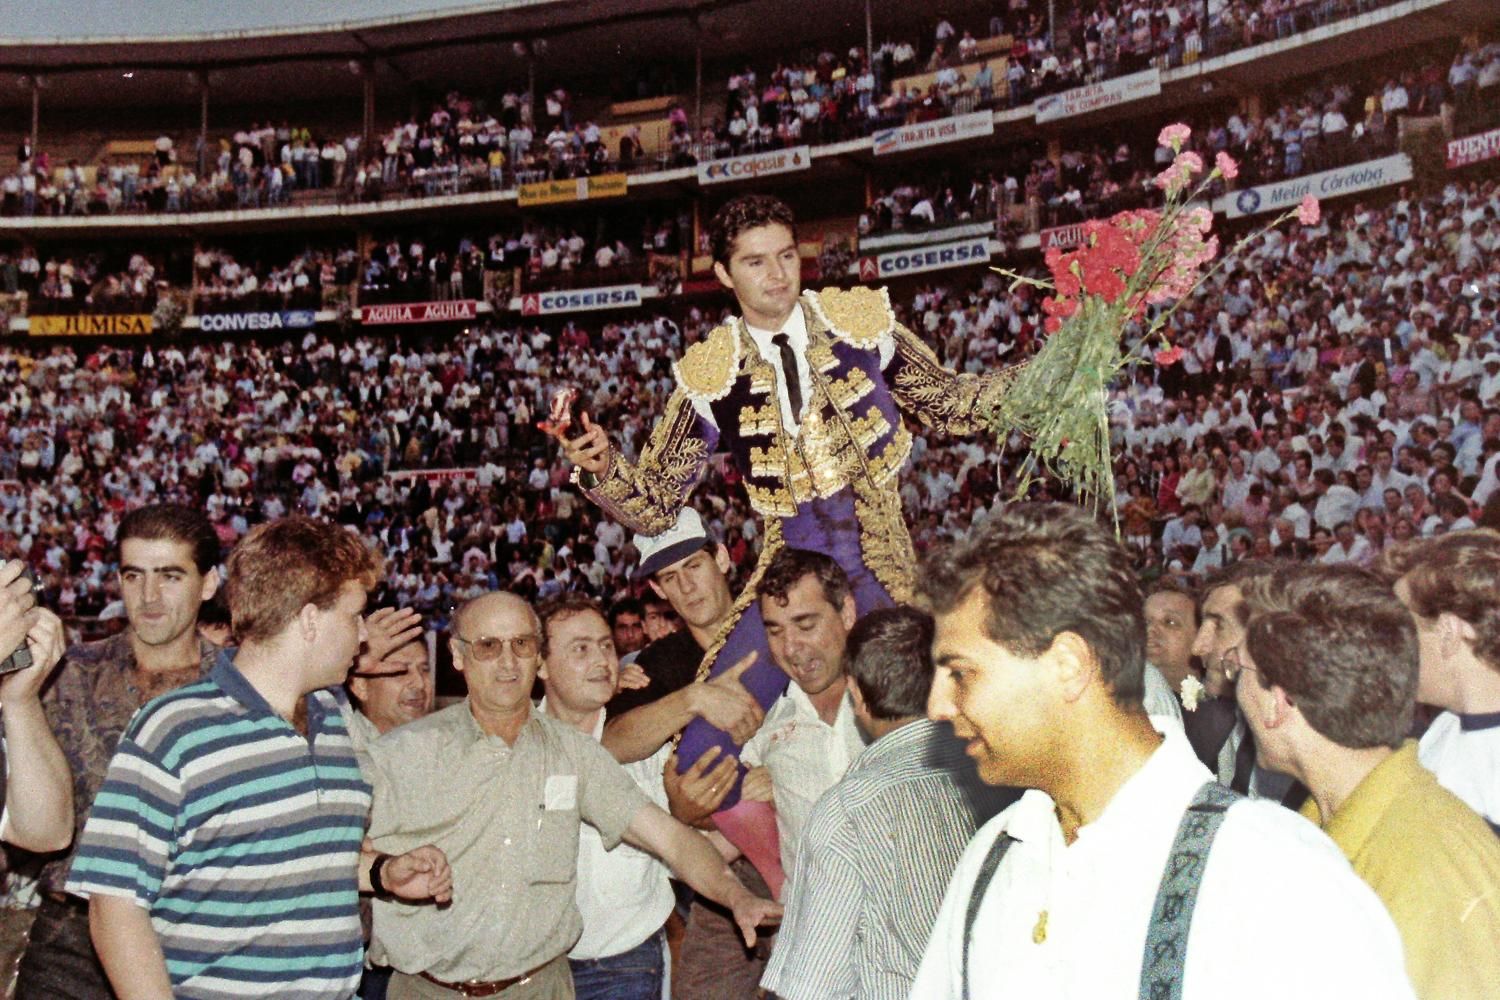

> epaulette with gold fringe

[
  {"left": 803, "top": 286, "right": 896, "bottom": 349},
  {"left": 672, "top": 323, "right": 741, "bottom": 403}
]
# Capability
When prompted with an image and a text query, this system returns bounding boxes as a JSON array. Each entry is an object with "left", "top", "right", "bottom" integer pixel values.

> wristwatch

[{"left": 369, "top": 853, "right": 394, "bottom": 899}]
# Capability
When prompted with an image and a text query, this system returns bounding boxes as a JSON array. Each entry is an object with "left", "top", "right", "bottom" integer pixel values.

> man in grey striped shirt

[{"left": 760, "top": 607, "right": 1016, "bottom": 1000}]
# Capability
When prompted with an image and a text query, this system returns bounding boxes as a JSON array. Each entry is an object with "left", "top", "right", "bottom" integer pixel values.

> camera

[{"left": 0, "top": 564, "right": 43, "bottom": 677}]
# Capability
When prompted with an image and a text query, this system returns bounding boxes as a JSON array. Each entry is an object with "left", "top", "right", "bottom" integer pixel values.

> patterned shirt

[
  {"left": 761, "top": 719, "right": 1014, "bottom": 1000},
  {"left": 37, "top": 633, "right": 219, "bottom": 893},
  {"left": 67, "top": 653, "right": 371, "bottom": 1000}
]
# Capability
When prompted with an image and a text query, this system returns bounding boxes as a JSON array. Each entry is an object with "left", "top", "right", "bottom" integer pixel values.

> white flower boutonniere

[{"left": 1180, "top": 675, "right": 1205, "bottom": 712}]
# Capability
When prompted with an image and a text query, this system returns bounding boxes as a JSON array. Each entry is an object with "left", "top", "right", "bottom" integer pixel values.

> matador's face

[{"left": 714, "top": 223, "right": 801, "bottom": 330}]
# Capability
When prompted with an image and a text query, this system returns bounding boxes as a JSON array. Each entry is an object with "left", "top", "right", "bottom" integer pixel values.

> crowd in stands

[
  {"left": 1167, "top": 39, "right": 1500, "bottom": 190},
  {"left": 0, "top": 248, "right": 160, "bottom": 316},
  {"left": 858, "top": 36, "right": 1498, "bottom": 241},
  {"left": 359, "top": 216, "right": 683, "bottom": 305},
  {"left": 193, "top": 245, "right": 356, "bottom": 313},
  {"left": 860, "top": 141, "right": 1161, "bottom": 237},
  {"left": 2, "top": 172, "right": 1496, "bottom": 627},
  {"left": 0, "top": 0, "right": 1431, "bottom": 222}
]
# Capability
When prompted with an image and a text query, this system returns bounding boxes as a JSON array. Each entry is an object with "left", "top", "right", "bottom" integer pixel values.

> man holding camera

[
  {"left": 0, "top": 558, "right": 71, "bottom": 852},
  {"left": 15, "top": 505, "right": 224, "bottom": 1000}
]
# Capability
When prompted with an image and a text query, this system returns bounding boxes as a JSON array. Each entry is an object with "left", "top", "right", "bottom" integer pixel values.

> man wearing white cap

[
  {"left": 603, "top": 509, "right": 764, "bottom": 830},
  {"left": 600, "top": 508, "right": 780, "bottom": 999}
]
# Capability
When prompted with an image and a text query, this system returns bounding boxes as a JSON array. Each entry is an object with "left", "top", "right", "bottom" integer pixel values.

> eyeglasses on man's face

[
  {"left": 1222, "top": 644, "right": 1258, "bottom": 683},
  {"left": 455, "top": 633, "right": 540, "bottom": 661}
]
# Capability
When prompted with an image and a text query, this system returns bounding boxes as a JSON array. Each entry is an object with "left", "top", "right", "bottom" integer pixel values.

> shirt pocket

[{"left": 526, "top": 809, "right": 581, "bottom": 885}]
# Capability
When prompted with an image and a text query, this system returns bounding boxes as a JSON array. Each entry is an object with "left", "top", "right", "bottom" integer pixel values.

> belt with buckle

[{"left": 417, "top": 963, "right": 545, "bottom": 997}]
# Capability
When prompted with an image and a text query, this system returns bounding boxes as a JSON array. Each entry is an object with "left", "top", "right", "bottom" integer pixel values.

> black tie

[{"left": 771, "top": 332, "right": 803, "bottom": 420}]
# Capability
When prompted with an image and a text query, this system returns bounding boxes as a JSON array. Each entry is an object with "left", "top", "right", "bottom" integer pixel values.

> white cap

[{"left": 633, "top": 508, "right": 710, "bottom": 581}]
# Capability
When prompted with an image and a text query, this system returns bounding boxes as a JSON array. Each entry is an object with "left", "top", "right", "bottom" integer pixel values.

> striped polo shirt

[{"left": 67, "top": 653, "right": 372, "bottom": 1000}]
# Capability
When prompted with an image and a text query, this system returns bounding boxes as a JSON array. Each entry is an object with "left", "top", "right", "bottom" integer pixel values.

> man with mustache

[{"left": 348, "top": 607, "right": 433, "bottom": 750}]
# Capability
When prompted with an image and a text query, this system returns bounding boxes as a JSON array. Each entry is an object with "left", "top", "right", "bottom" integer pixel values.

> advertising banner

[
  {"left": 872, "top": 111, "right": 994, "bottom": 156},
  {"left": 197, "top": 310, "right": 317, "bottom": 333},
  {"left": 1447, "top": 127, "right": 1500, "bottom": 170},
  {"left": 869, "top": 238, "right": 991, "bottom": 278},
  {"left": 29, "top": 314, "right": 152, "bottom": 336},
  {"left": 361, "top": 300, "right": 478, "bottom": 324},
  {"left": 386, "top": 468, "right": 478, "bottom": 483},
  {"left": 517, "top": 172, "right": 629, "bottom": 207},
  {"left": 517, "top": 284, "right": 645, "bottom": 316},
  {"left": 1039, "top": 221, "right": 1090, "bottom": 252},
  {"left": 1035, "top": 69, "right": 1161, "bottom": 123},
  {"left": 1218, "top": 153, "right": 1413, "bottom": 218},
  {"left": 698, "top": 145, "right": 812, "bottom": 185}
]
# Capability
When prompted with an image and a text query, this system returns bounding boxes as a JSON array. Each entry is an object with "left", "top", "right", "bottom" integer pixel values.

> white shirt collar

[
  {"left": 998, "top": 725, "right": 1210, "bottom": 847},
  {"left": 743, "top": 302, "right": 809, "bottom": 361}
]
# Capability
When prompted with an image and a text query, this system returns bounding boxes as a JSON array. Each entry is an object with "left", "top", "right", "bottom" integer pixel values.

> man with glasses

[
  {"left": 363, "top": 591, "right": 780, "bottom": 1000},
  {"left": 1231, "top": 564, "right": 1500, "bottom": 1000}
]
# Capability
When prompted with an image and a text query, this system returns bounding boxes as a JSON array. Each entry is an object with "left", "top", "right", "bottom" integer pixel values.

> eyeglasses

[
  {"left": 455, "top": 634, "right": 540, "bottom": 661},
  {"left": 1221, "top": 645, "right": 1257, "bottom": 683}
]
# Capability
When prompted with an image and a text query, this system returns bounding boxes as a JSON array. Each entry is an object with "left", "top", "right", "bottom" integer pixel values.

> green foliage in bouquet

[{"left": 985, "top": 123, "right": 1323, "bottom": 518}]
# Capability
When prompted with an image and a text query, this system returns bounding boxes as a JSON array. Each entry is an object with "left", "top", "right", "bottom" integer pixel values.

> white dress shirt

[
  {"left": 744, "top": 306, "right": 813, "bottom": 437},
  {"left": 910, "top": 729, "right": 1415, "bottom": 1000},
  {"left": 741, "top": 684, "right": 867, "bottom": 879},
  {"left": 540, "top": 699, "right": 676, "bottom": 961},
  {"left": 1141, "top": 663, "right": 1184, "bottom": 734}
]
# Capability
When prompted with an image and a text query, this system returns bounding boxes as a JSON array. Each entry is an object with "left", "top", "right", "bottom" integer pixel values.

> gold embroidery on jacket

[
  {"left": 889, "top": 326, "right": 1025, "bottom": 437},
  {"left": 738, "top": 400, "right": 780, "bottom": 439},
  {"left": 587, "top": 392, "right": 707, "bottom": 534},
  {"left": 854, "top": 480, "right": 916, "bottom": 602},
  {"left": 824, "top": 367, "right": 876, "bottom": 412},
  {"left": 806, "top": 340, "right": 840, "bottom": 375},
  {"left": 804, "top": 286, "right": 896, "bottom": 349},
  {"left": 673, "top": 325, "right": 740, "bottom": 403}
]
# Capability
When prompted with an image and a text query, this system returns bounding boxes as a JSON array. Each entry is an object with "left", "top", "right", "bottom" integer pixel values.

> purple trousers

[{"left": 674, "top": 491, "right": 895, "bottom": 804}]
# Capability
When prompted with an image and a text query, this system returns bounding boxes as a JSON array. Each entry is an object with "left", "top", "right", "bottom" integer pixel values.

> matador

[{"left": 559, "top": 194, "right": 1023, "bottom": 886}]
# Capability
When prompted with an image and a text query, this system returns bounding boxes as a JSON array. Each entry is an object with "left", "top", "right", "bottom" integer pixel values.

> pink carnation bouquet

[{"left": 988, "top": 122, "right": 1321, "bottom": 514}]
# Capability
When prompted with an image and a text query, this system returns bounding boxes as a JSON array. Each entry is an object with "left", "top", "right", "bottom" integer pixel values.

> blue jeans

[{"left": 568, "top": 928, "right": 665, "bottom": 1000}]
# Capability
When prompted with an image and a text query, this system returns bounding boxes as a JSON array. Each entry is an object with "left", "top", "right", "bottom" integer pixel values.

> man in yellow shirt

[{"left": 1231, "top": 563, "right": 1500, "bottom": 1000}]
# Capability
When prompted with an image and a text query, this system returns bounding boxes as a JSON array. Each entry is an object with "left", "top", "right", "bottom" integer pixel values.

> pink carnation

[
  {"left": 1174, "top": 151, "right": 1204, "bottom": 176},
  {"left": 1297, "top": 195, "right": 1321, "bottom": 226},
  {"left": 1154, "top": 165, "right": 1187, "bottom": 195},
  {"left": 1155, "top": 346, "right": 1186, "bottom": 366},
  {"left": 1158, "top": 123, "right": 1192, "bottom": 150},
  {"left": 1184, "top": 206, "right": 1213, "bottom": 233},
  {"left": 1215, "top": 151, "right": 1239, "bottom": 180}
]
